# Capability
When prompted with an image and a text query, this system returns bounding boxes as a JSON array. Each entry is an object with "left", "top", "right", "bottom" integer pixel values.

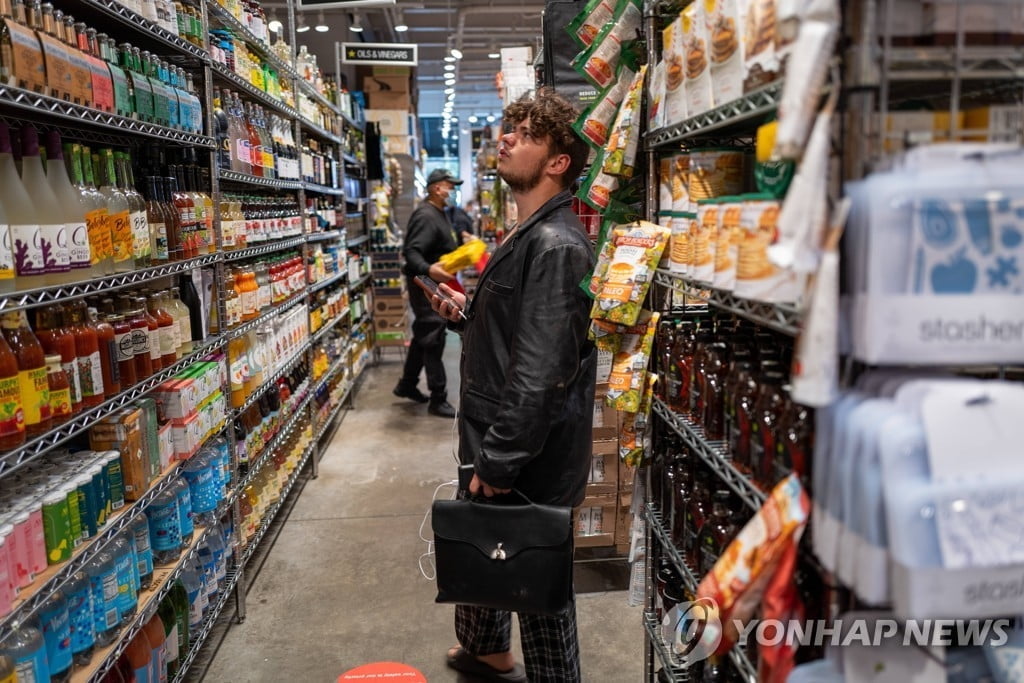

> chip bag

[
  {"left": 618, "top": 372, "right": 656, "bottom": 466},
  {"left": 693, "top": 474, "right": 811, "bottom": 660},
  {"left": 604, "top": 311, "right": 658, "bottom": 412},
  {"left": 591, "top": 221, "right": 671, "bottom": 325},
  {"left": 437, "top": 238, "right": 488, "bottom": 274},
  {"left": 603, "top": 64, "right": 647, "bottom": 179}
]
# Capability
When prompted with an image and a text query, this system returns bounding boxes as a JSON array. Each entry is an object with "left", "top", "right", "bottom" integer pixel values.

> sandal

[{"left": 445, "top": 646, "right": 527, "bottom": 682}]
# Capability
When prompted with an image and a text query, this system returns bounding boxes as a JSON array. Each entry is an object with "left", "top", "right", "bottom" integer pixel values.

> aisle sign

[{"left": 342, "top": 43, "right": 418, "bottom": 67}]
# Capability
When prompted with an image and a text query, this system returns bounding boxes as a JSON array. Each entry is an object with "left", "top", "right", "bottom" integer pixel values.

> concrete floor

[{"left": 203, "top": 333, "right": 645, "bottom": 682}]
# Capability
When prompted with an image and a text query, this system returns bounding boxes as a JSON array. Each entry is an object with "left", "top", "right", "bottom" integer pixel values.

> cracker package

[
  {"left": 618, "top": 372, "right": 657, "bottom": 466},
  {"left": 659, "top": 157, "right": 673, "bottom": 213},
  {"left": 662, "top": 14, "right": 688, "bottom": 126},
  {"left": 668, "top": 212, "right": 691, "bottom": 275},
  {"left": 689, "top": 148, "right": 746, "bottom": 203},
  {"left": 694, "top": 474, "right": 810, "bottom": 667},
  {"left": 683, "top": 3, "right": 714, "bottom": 118},
  {"left": 575, "top": 64, "right": 637, "bottom": 149},
  {"left": 572, "top": 0, "right": 642, "bottom": 90},
  {"left": 648, "top": 59, "right": 666, "bottom": 131},
  {"left": 735, "top": 193, "right": 801, "bottom": 303},
  {"left": 578, "top": 149, "right": 620, "bottom": 211},
  {"left": 605, "top": 311, "right": 658, "bottom": 412},
  {"left": 603, "top": 64, "right": 647, "bottom": 178},
  {"left": 591, "top": 221, "right": 671, "bottom": 325},
  {"left": 567, "top": 0, "right": 619, "bottom": 50}
]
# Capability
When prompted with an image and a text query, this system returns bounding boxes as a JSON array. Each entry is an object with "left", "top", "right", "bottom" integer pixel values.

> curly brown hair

[{"left": 503, "top": 87, "right": 589, "bottom": 189}]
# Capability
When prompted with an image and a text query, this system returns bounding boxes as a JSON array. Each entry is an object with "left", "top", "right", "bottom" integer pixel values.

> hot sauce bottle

[
  {"left": 147, "top": 293, "right": 177, "bottom": 369},
  {"left": 66, "top": 301, "right": 104, "bottom": 408},
  {"left": 34, "top": 305, "right": 81, "bottom": 417},
  {"left": 684, "top": 468, "right": 712, "bottom": 570},
  {"left": 45, "top": 354, "right": 71, "bottom": 424},
  {"left": 108, "top": 311, "right": 135, "bottom": 388},
  {"left": 120, "top": 295, "right": 152, "bottom": 380},
  {"left": 2, "top": 311, "right": 51, "bottom": 437},
  {"left": 0, "top": 332, "right": 25, "bottom": 448},
  {"left": 89, "top": 304, "right": 120, "bottom": 396},
  {"left": 136, "top": 296, "right": 162, "bottom": 374}
]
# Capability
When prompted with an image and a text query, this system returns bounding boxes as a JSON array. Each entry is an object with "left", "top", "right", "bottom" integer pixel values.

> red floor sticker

[{"left": 338, "top": 662, "right": 427, "bottom": 681}]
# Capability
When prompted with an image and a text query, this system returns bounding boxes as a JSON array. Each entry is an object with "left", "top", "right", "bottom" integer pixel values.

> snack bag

[
  {"left": 618, "top": 372, "right": 657, "bottom": 466},
  {"left": 603, "top": 65, "right": 648, "bottom": 179},
  {"left": 567, "top": 0, "right": 619, "bottom": 50},
  {"left": 437, "top": 239, "right": 488, "bottom": 274},
  {"left": 578, "top": 149, "right": 621, "bottom": 211},
  {"left": 694, "top": 474, "right": 810, "bottom": 658},
  {"left": 605, "top": 311, "right": 658, "bottom": 412},
  {"left": 588, "top": 317, "right": 623, "bottom": 350},
  {"left": 575, "top": 65, "right": 638, "bottom": 149},
  {"left": 572, "top": 0, "right": 642, "bottom": 89},
  {"left": 591, "top": 221, "right": 671, "bottom": 325}
]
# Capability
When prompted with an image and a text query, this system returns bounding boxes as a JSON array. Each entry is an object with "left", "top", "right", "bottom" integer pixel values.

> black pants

[{"left": 399, "top": 316, "right": 447, "bottom": 401}]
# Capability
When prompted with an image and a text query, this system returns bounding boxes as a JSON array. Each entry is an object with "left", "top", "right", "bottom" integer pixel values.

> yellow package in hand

[{"left": 438, "top": 239, "right": 487, "bottom": 273}]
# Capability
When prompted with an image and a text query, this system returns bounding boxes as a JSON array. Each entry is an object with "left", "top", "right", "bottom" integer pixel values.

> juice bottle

[
  {"left": 45, "top": 354, "right": 71, "bottom": 425},
  {"left": 137, "top": 296, "right": 163, "bottom": 374},
  {"left": 147, "top": 293, "right": 178, "bottom": 368},
  {"left": 167, "top": 287, "right": 193, "bottom": 356},
  {"left": 107, "top": 312, "right": 136, "bottom": 388},
  {"left": 89, "top": 305, "right": 120, "bottom": 395},
  {"left": 142, "top": 613, "right": 167, "bottom": 683},
  {"left": 124, "top": 628, "right": 152, "bottom": 683},
  {"left": 223, "top": 272, "right": 240, "bottom": 329},
  {"left": 1, "top": 310, "right": 51, "bottom": 437},
  {"left": 0, "top": 331, "right": 25, "bottom": 449},
  {"left": 34, "top": 305, "right": 81, "bottom": 416},
  {"left": 18, "top": 125, "right": 72, "bottom": 285},
  {"left": 66, "top": 301, "right": 105, "bottom": 409},
  {"left": 228, "top": 335, "right": 247, "bottom": 408}
]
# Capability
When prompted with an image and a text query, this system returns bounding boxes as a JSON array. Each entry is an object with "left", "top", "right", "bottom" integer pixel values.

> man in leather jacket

[{"left": 429, "top": 89, "right": 595, "bottom": 683}]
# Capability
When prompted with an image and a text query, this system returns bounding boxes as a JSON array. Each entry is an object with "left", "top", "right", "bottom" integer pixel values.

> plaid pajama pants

[{"left": 455, "top": 602, "right": 581, "bottom": 682}]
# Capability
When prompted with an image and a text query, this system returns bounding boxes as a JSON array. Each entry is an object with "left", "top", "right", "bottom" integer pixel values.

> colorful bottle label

[
  {"left": 237, "top": 139, "right": 251, "bottom": 166},
  {"left": 115, "top": 330, "right": 134, "bottom": 362},
  {"left": 50, "top": 386, "right": 71, "bottom": 419},
  {"left": 13, "top": 646, "right": 50, "bottom": 683},
  {"left": 106, "top": 338, "right": 120, "bottom": 387},
  {"left": 152, "top": 221, "right": 168, "bottom": 260},
  {"left": 85, "top": 209, "right": 112, "bottom": 264},
  {"left": 90, "top": 566, "right": 120, "bottom": 633},
  {"left": 42, "top": 497, "right": 71, "bottom": 564},
  {"left": 18, "top": 366, "right": 50, "bottom": 426},
  {"left": 0, "top": 223, "right": 14, "bottom": 281},
  {"left": 0, "top": 374, "right": 24, "bottom": 437},
  {"left": 131, "top": 211, "right": 151, "bottom": 259},
  {"left": 106, "top": 458, "right": 125, "bottom": 511},
  {"left": 131, "top": 327, "right": 151, "bottom": 359},
  {"left": 133, "top": 524, "right": 153, "bottom": 578},
  {"left": 147, "top": 502, "right": 181, "bottom": 552},
  {"left": 109, "top": 210, "right": 133, "bottom": 263},
  {"left": 114, "top": 547, "right": 138, "bottom": 614},
  {"left": 67, "top": 582, "right": 96, "bottom": 654},
  {"left": 183, "top": 466, "right": 217, "bottom": 514},
  {"left": 40, "top": 223, "right": 70, "bottom": 273},
  {"left": 12, "top": 224, "right": 44, "bottom": 276},
  {"left": 68, "top": 221, "right": 91, "bottom": 271},
  {"left": 176, "top": 488, "right": 193, "bottom": 536},
  {"left": 40, "top": 598, "right": 73, "bottom": 675},
  {"left": 78, "top": 350, "right": 104, "bottom": 398},
  {"left": 66, "top": 489, "right": 82, "bottom": 547}
]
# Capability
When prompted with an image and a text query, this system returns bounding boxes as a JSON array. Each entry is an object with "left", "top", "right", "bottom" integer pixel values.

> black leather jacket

[{"left": 456, "top": 191, "right": 597, "bottom": 507}]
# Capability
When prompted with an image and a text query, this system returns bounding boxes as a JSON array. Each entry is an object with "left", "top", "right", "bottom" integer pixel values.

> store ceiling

[{"left": 268, "top": 1, "right": 543, "bottom": 125}]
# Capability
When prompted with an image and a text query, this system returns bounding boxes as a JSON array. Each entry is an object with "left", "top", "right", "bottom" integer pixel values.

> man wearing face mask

[{"left": 394, "top": 168, "right": 462, "bottom": 418}]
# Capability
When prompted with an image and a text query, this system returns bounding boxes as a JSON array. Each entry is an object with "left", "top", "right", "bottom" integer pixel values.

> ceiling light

[
  {"left": 451, "top": 117, "right": 459, "bottom": 122},
  {"left": 444, "top": 78, "right": 456, "bottom": 86},
  {"left": 268, "top": 19, "right": 282, "bottom": 33},
  {"left": 468, "top": 115, "right": 478, "bottom": 123},
  {"left": 486, "top": 115, "right": 495, "bottom": 123},
  {"left": 444, "top": 64, "right": 455, "bottom": 72},
  {"left": 443, "top": 87, "right": 454, "bottom": 94},
  {"left": 450, "top": 48, "right": 463, "bottom": 59},
  {"left": 488, "top": 52, "right": 500, "bottom": 59},
  {"left": 349, "top": 12, "right": 363, "bottom": 32},
  {"left": 314, "top": 11, "right": 328, "bottom": 31},
  {"left": 395, "top": 23, "right": 408, "bottom": 31},
  {"left": 297, "top": 22, "right": 310, "bottom": 32},
  {"left": 444, "top": 56, "right": 455, "bottom": 63},
  {"left": 394, "top": 10, "right": 407, "bottom": 32}
]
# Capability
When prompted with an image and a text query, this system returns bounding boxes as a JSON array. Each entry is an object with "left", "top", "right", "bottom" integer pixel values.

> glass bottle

[
  {"left": 0, "top": 331, "right": 24, "bottom": 448},
  {"left": 177, "top": 273, "right": 203, "bottom": 342},
  {"left": 1, "top": 311, "right": 50, "bottom": 436},
  {"left": 667, "top": 321, "right": 695, "bottom": 416},
  {"left": 169, "top": 170, "right": 195, "bottom": 259},
  {"left": 12, "top": 125, "right": 71, "bottom": 286},
  {"left": 697, "top": 489, "right": 739, "bottom": 576},
  {"left": 702, "top": 342, "right": 731, "bottom": 441},
  {"left": 726, "top": 360, "right": 758, "bottom": 474},
  {"left": 122, "top": 296, "right": 152, "bottom": 380},
  {"left": 168, "top": 287, "right": 193, "bottom": 355},
  {"left": 65, "top": 301, "right": 104, "bottom": 408},
  {"left": 97, "top": 149, "right": 134, "bottom": 273},
  {"left": 148, "top": 292, "right": 178, "bottom": 368},
  {"left": 77, "top": 145, "right": 114, "bottom": 276},
  {"left": 245, "top": 101, "right": 262, "bottom": 177},
  {"left": 775, "top": 398, "right": 814, "bottom": 491},
  {"left": 145, "top": 176, "right": 169, "bottom": 264},
  {"left": 198, "top": 168, "right": 214, "bottom": 253},
  {"left": 88, "top": 305, "right": 120, "bottom": 396},
  {"left": 117, "top": 151, "right": 149, "bottom": 268},
  {"left": 45, "top": 132, "right": 93, "bottom": 282},
  {"left": 684, "top": 468, "right": 711, "bottom": 569},
  {"left": 158, "top": 176, "right": 182, "bottom": 262},
  {"left": 45, "top": 353, "right": 71, "bottom": 424},
  {"left": 142, "top": 613, "right": 167, "bottom": 683},
  {"left": 671, "top": 447, "right": 695, "bottom": 552},
  {"left": 751, "top": 370, "right": 788, "bottom": 491},
  {"left": 123, "top": 629, "right": 152, "bottom": 683},
  {"left": 34, "top": 305, "right": 81, "bottom": 417},
  {"left": 107, "top": 311, "right": 136, "bottom": 388},
  {"left": 158, "top": 582, "right": 189, "bottom": 678},
  {"left": 137, "top": 295, "right": 163, "bottom": 373}
]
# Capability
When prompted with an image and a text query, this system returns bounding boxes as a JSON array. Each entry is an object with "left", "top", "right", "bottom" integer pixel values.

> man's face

[
  {"left": 497, "top": 116, "right": 552, "bottom": 193},
  {"left": 431, "top": 180, "right": 456, "bottom": 204}
]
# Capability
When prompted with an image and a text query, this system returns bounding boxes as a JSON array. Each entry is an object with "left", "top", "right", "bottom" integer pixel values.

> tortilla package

[
  {"left": 604, "top": 311, "right": 658, "bottom": 412},
  {"left": 590, "top": 221, "right": 671, "bottom": 325}
]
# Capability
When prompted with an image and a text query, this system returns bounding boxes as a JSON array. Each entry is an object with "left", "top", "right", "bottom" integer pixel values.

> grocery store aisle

[{"left": 203, "top": 333, "right": 643, "bottom": 682}]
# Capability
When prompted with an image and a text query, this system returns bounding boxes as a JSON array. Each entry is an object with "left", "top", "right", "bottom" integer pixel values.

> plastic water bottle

[
  {"left": 206, "top": 524, "right": 227, "bottom": 588},
  {"left": 147, "top": 489, "right": 183, "bottom": 565},
  {"left": 182, "top": 454, "right": 218, "bottom": 528},
  {"left": 38, "top": 588, "right": 72, "bottom": 682},
  {"left": 65, "top": 569, "right": 96, "bottom": 666},
  {"left": 170, "top": 478, "right": 194, "bottom": 546},
  {"left": 0, "top": 622, "right": 50, "bottom": 683},
  {"left": 128, "top": 514, "right": 154, "bottom": 590},
  {"left": 179, "top": 557, "right": 206, "bottom": 640},
  {"left": 196, "top": 538, "right": 218, "bottom": 604},
  {"left": 85, "top": 549, "right": 121, "bottom": 646},
  {"left": 110, "top": 532, "right": 139, "bottom": 621}
]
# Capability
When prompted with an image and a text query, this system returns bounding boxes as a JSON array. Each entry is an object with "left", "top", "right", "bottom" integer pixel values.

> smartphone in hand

[{"left": 414, "top": 275, "right": 467, "bottom": 320}]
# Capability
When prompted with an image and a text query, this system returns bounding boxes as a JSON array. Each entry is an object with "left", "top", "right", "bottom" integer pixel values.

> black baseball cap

[{"left": 427, "top": 168, "right": 463, "bottom": 186}]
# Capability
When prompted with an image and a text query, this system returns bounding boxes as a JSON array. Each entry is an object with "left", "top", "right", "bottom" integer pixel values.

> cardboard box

[
  {"left": 592, "top": 439, "right": 617, "bottom": 456},
  {"left": 365, "top": 109, "right": 409, "bottom": 136},
  {"left": 369, "top": 90, "right": 411, "bottom": 111},
  {"left": 158, "top": 422, "right": 173, "bottom": 469},
  {"left": 374, "top": 313, "right": 408, "bottom": 331},
  {"left": 171, "top": 412, "right": 202, "bottom": 460},
  {"left": 383, "top": 134, "right": 411, "bottom": 155},
  {"left": 592, "top": 398, "right": 617, "bottom": 440},
  {"left": 362, "top": 74, "right": 409, "bottom": 93},
  {"left": 587, "top": 452, "right": 619, "bottom": 496},
  {"left": 615, "top": 504, "right": 634, "bottom": 546},
  {"left": 573, "top": 503, "right": 616, "bottom": 547},
  {"left": 374, "top": 295, "right": 408, "bottom": 314}
]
